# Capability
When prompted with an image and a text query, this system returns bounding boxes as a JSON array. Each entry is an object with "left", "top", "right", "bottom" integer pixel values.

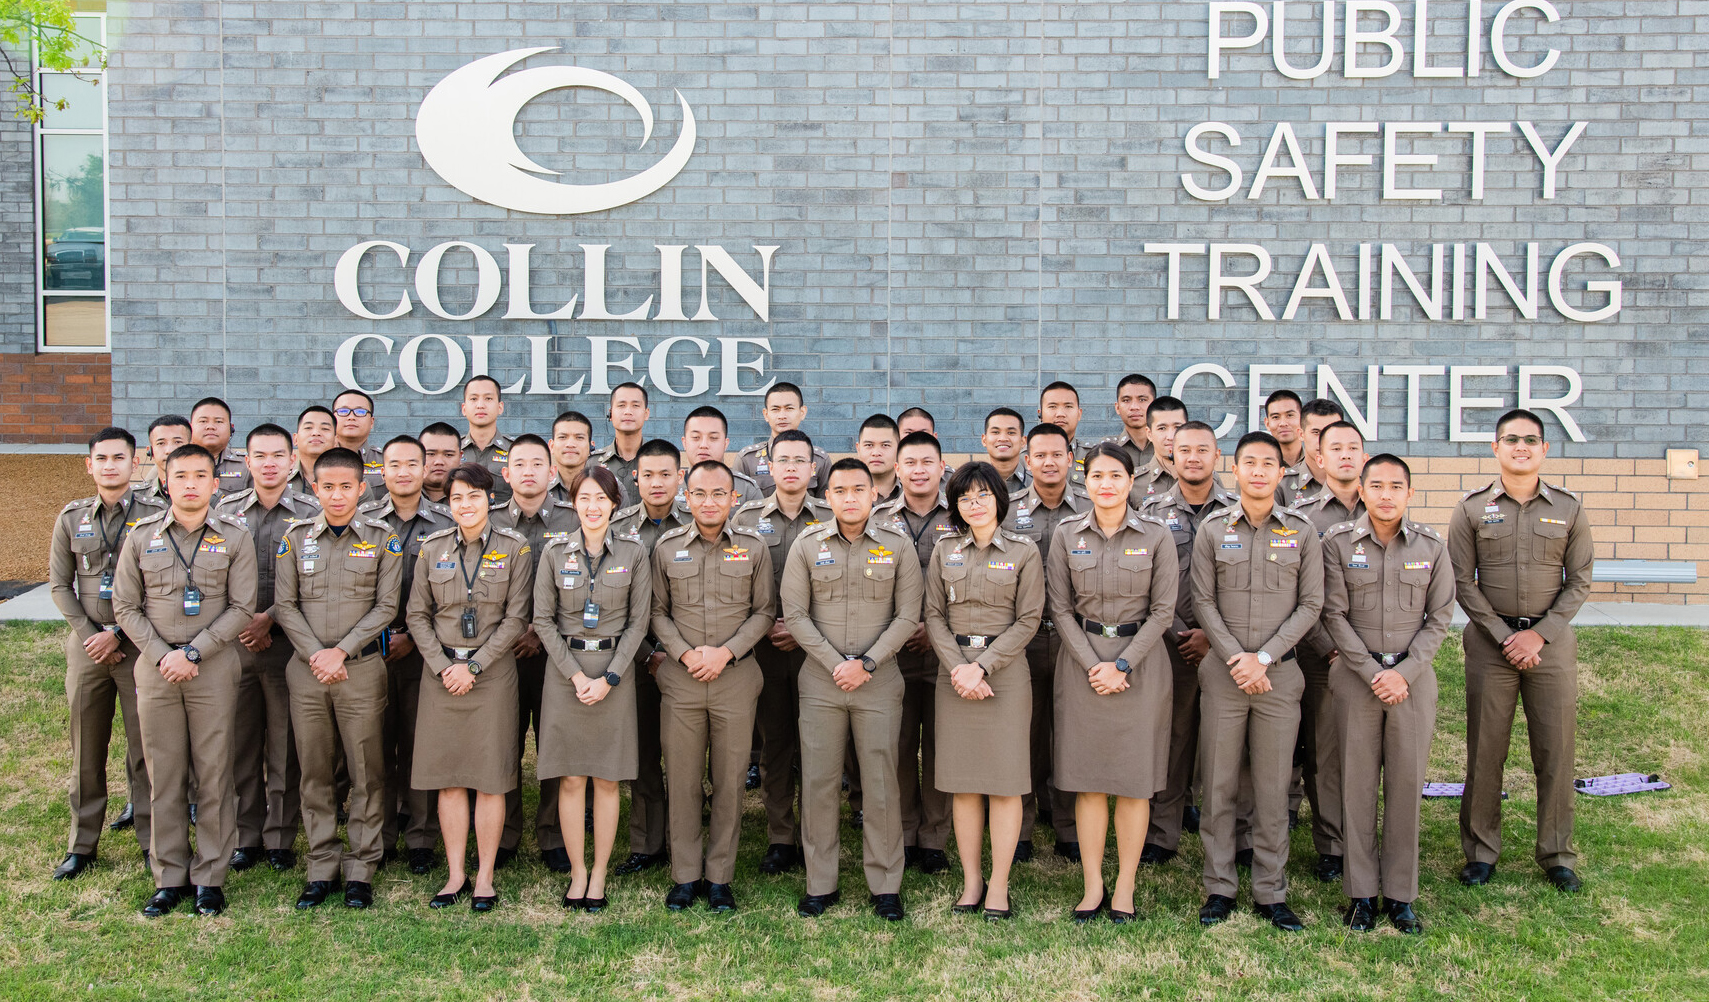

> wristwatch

[
  {"left": 465, "top": 660, "right": 483, "bottom": 676},
  {"left": 1114, "top": 657, "right": 1131, "bottom": 675},
  {"left": 860, "top": 655, "right": 877, "bottom": 674},
  {"left": 602, "top": 671, "right": 622, "bottom": 687},
  {"left": 1255, "top": 651, "right": 1273, "bottom": 667},
  {"left": 181, "top": 645, "right": 201, "bottom": 664}
]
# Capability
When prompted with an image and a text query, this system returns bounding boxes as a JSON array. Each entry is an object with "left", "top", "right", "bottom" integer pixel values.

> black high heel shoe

[
  {"left": 561, "top": 893, "right": 585, "bottom": 910},
  {"left": 951, "top": 886, "right": 986, "bottom": 915},
  {"left": 429, "top": 878, "right": 471, "bottom": 909},
  {"left": 1073, "top": 891, "right": 1109, "bottom": 924},
  {"left": 471, "top": 892, "right": 498, "bottom": 913},
  {"left": 582, "top": 896, "right": 609, "bottom": 913}
]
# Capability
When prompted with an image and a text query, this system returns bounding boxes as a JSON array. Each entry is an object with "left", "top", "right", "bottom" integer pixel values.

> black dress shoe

[
  {"left": 268, "top": 849, "right": 297, "bottom": 872},
  {"left": 492, "top": 847, "right": 517, "bottom": 871},
  {"left": 229, "top": 846, "right": 266, "bottom": 872},
  {"left": 188, "top": 803, "right": 198, "bottom": 827},
  {"left": 1384, "top": 897, "right": 1423, "bottom": 934},
  {"left": 429, "top": 879, "right": 472, "bottom": 908},
  {"left": 1288, "top": 808, "right": 1301, "bottom": 830},
  {"left": 871, "top": 893, "right": 905, "bottom": 921},
  {"left": 194, "top": 886, "right": 226, "bottom": 916},
  {"left": 706, "top": 882, "right": 737, "bottom": 912},
  {"left": 1139, "top": 843, "right": 1178, "bottom": 866},
  {"left": 951, "top": 888, "right": 984, "bottom": 915},
  {"left": 759, "top": 843, "right": 800, "bottom": 875},
  {"left": 798, "top": 890, "right": 841, "bottom": 917},
  {"left": 746, "top": 763, "right": 761, "bottom": 790},
  {"left": 381, "top": 847, "right": 399, "bottom": 868},
  {"left": 848, "top": 810, "right": 863, "bottom": 830},
  {"left": 1234, "top": 848, "right": 1254, "bottom": 870},
  {"left": 1054, "top": 841, "right": 1081, "bottom": 863},
  {"left": 296, "top": 879, "right": 342, "bottom": 909},
  {"left": 1459, "top": 861, "right": 1495, "bottom": 886},
  {"left": 665, "top": 881, "right": 703, "bottom": 911},
  {"left": 1545, "top": 866, "right": 1582, "bottom": 893},
  {"left": 1182, "top": 804, "right": 1201, "bottom": 834},
  {"left": 1343, "top": 896, "right": 1378, "bottom": 931},
  {"left": 541, "top": 847, "right": 573, "bottom": 873},
  {"left": 407, "top": 848, "right": 436, "bottom": 875},
  {"left": 109, "top": 802, "right": 135, "bottom": 831},
  {"left": 583, "top": 896, "right": 609, "bottom": 913},
  {"left": 142, "top": 885, "right": 193, "bottom": 917},
  {"left": 982, "top": 903, "right": 1014, "bottom": 922},
  {"left": 1072, "top": 891, "right": 1108, "bottom": 925},
  {"left": 616, "top": 851, "right": 668, "bottom": 876},
  {"left": 1108, "top": 905, "right": 1138, "bottom": 925},
  {"left": 1254, "top": 901, "right": 1303, "bottom": 932},
  {"left": 344, "top": 881, "right": 374, "bottom": 909},
  {"left": 1198, "top": 894, "right": 1236, "bottom": 925},
  {"left": 470, "top": 893, "right": 497, "bottom": 913},
  {"left": 1315, "top": 853, "right": 1344, "bottom": 882},
  {"left": 916, "top": 848, "right": 950, "bottom": 875},
  {"left": 52, "top": 852, "right": 97, "bottom": 881},
  {"left": 1012, "top": 840, "right": 1034, "bottom": 863}
]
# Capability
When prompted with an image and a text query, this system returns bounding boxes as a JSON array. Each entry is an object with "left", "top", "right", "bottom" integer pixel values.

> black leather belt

[
  {"left": 568, "top": 637, "right": 616, "bottom": 652},
  {"left": 955, "top": 634, "right": 995, "bottom": 649},
  {"left": 1369, "top": 651, "right": 1409, "bottom": 668},
  {"left": 1074, "top": 613, "right": 1139, "bottom": 639},
  {"left": 1499, "top": 615, "right": 1540, "bottom": 630},
  {"left": 442, "top": 645, "right": 478, "bottom": 661},
  {"left": 357, "top": 640, "right": 382, "bottom": 658}
]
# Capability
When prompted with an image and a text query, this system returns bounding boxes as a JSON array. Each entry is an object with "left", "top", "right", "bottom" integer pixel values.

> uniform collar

[
  {"left": 1485, "top": 479, "right": 1558, "bottom": 504},
  {"left": 461, "top": 431, "right": 511, "bottom": 453},
  {"left": 1225, "top": 502, "right": 1288, "bottom": 531},
  {"left": 156, "top": 508, "right": 216, "bottom": 536},
  {"left": 758, "top": 491, "right": 823, "bottom": 520},
  {"left": 1021, "top": 482, "right": 1083, "bottom": 512},
  {"left": 1348, "top": 512, "right": 1417, "bottom": 544},
  {"left": 955, "top": 526, "right": 1011, "bottom": 551}
]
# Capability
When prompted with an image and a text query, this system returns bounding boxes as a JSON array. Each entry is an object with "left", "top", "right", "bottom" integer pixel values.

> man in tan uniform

[
  {"left": 273, "top": 448, "right": 403, "bottom": 909},
  {"left": 113, "top": 444, "right": 258, "bottom": 917},
  {"left": 783, "top": 458, "right": 923, "bottom": 921},
  {"left": 49, "top": 427, "right": 166, "bottom": 880},
  {"left": 736, "top": 382, "right": 832, "bottom": 496},
  {"left": 491, "top": 433, "right": 580, "bottom": 871},
  {"left": 1038, "top": 381, "right": 1089, "bottom": 486},
  {"left": 418, "top": 422, "right": 463, "bottom": 506},
  {"left": 460, "top": 376, "right": 516, "bottom": 504},
  {"left": 1130, "top": 397, "right": 1189, "bottom": 507},
  {"left": 1105, "top": 373, "right": 1156, "bottom": 471},
  {"left": 361, "top": 434, "right": 454, "bottom": 874},
  {"left": 732, "top": 430, "right": 832, "bottom": 875},
  {"left": 593, "top": 381, "right": 651, "bottom": 507},
  {"left": 140, "top": 415, "right": 191, "bottom": 505},
  {"left": 331, "top": 389, "right": 386, "bottom": 492},
  {"left": 547, "top": 410, "right": 595, "bottom": 504},
  {"left": 856, "top": 415, "right": 904, "bottom": 503},
  {"left": 1285, "top": 398, "right": 1345, "bottom": 504},
  {"left": 1139, "top": 420, "right": 1237, "bottom": 864},
  {"left": 609, "top": 439, "right": 691, "bottom": 876},
  {"left": 1190, "top": 431, "right": 1322, "bottom": 932},
  {"left": 215, "top": 423, "right": 320, "bottom": 873},
  {"left": 287, "top": 406, "right": 337, "bottom": 496},
  {"left": 1321, "top": 454, "right": 1455, "bottom": 935},
  {"left": 650, "top": 461, "right": 775, "bottom": 913},
  {"left": 1449, "top": 408, "right": 1594, "bottom": 893},
  {"left": 980, "top": 408, "right": 1031, "bottom": 494},
  {"left": 1002, "top": 423, "right": 1088, "bottom": 861},
  {"left": 680, "top": 406, "right": 764, "bottom": 507},
  {"left": 190, "top": 396, "right": 251, "bottom": 496}
]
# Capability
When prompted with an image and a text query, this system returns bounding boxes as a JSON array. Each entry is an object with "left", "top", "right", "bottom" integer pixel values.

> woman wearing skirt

[
  {"left": 406, "top": 463, "right": 532, "bottom": 912},
  {"left": 924, "top": 461, "right": 1045, "bottom": 920},
  {"left": 1045, "top": 444, "right": 1178, "bottom": 924},
  {"left": 533, "top": 467, "right": 652, "bottom": 912}
]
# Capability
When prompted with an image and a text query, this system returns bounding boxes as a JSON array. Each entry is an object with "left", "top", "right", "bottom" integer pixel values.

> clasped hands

[{"left": 950, "top": 662, "right": 992, "bottom": 700}]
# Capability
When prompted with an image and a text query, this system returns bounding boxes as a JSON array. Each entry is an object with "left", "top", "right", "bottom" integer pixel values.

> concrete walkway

[{"left": 3, "top": 581, "right": 1707, "bottom": 627}]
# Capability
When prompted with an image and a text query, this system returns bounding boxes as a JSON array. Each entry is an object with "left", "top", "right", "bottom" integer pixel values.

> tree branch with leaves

[{"left": 0, "top": 0, "right": 103, "bottom": 123}]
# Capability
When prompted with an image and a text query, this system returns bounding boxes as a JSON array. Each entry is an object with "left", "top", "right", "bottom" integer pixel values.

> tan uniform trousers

[
  {"left": 1335, "top": 661, "right": 1436, "bottom": 901},
  {"left": 1199, "top": 656, "right": 1303, "bottom": 903},
  {"left": 755, "top": 638, "right": 806, "bottom": 846},
  {"left": 799, "top": 660, "right": 906, "bottom": 897},
  {"left": 64, "top": 633, "right": 151, "bottom": 855},
  {"left": 628, "top": 651, "right": 668, "bottom": 856},
  {"left": 1297, "top": 646, "right": 1344, "bottom": 856},
  {"left": 136, "top": 645, "right": 241, "bottom": 888},
  {"left": 382, "top": 646, "right": 439, "bottom": 850},
  {"left": 503, "top": 651, "right": 564, "bottom": 853},
  {"left": 1146, "top": 640, "right": 1202, "bottom": 851},
  {"left": 232, "top": 634, "right": 300, "bottom": 851},
  {"left": 287, "top": 650, "right": 389, "bottom": 882},
  {"left": 897, "top": 650, "right": 951, "bottom": 852},
  {"left": 658, "top": 656, "right": 763, "bottom": 885},
  {"left": 1461, "top": 625, "right": 1579, "bottom": 870},
  {"left": 1022, "top": 625, "right": 1076, "bottom": 841}
]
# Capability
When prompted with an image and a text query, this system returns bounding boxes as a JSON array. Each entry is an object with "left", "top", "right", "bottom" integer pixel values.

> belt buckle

[
  {"left": 1100, "top": 625, "right": 1119, "bottom": 639},
  {"left": 1517, "top": 617, "right": 1534, "bottom": 629},
  {"left": 1380, "top": 654, "right": 1398, "bottom": 667},
  {"left": 967, "top": 636, "right": 988, "bottom": 650}
]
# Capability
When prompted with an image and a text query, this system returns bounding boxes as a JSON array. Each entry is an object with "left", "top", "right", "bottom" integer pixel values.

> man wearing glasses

[
  {"left": 332, "top": 390, "right": 385, "bottom": 493},
  {"left": 1448, "top": 409, "right": 1594, "bottom": 895}
]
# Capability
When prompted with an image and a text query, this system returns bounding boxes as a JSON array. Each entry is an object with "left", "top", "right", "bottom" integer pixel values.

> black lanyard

[
  {"left": 98, "top": 496, "right": 137, "bottom": 570},
  {"left": 904, "top": 506, "right": 939, "bottom": 548},
  {"left": 164, "top": 523, "right": 210, "bottom": 582}
]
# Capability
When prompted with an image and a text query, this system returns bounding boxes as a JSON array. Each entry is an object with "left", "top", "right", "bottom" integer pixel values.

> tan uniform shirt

[
  {"left": 735, "top": 440, "right": 833, "bottom": 496},
  {"left": 780, "top": 519, "right": 924, "bottom": 672},
  {"left": 1276, "top": 456, "right": 1321, "bottom": 508},
  {"left": 1104, "top": 430, "right": 1154, "bottom": 473},
  {"left": 112, "top": 510, "right": 258, "bottom": 667},
  {"left": 214, "top": 447, "right": 251, "bottom": 497},
  {"left": 1294, "top": 487, "right": 1365, "bottom": 655},
  {"left": 649, "top": 521, "right": 775, "bottom": 662},
  {"left": 404, "top": 524, "right": 533, "bottom": 673},
  {"left": 214, "top": 487, "right": 321, "bottom": 618},
  {"left": 610, "top": 502, "right": 693, "bottom": 554},
  {"left": 491, "top": 496, "right": 580, "bottom": 558},
  {"left": 1320, "top": 516, "right": 1457, "bottom": 685},
  {"left": 591, "top": 443, "right": 642, "bottom": 508},
  {"left": 922, "top": 529, "right": 1046, "bottom": 674},
  {"left": 356, "top": 444, "right": 386, "bottom": 491},
  {"left": 1447, "top": 479, "right": 1595, "bottom": 644},
  {"left": 1045, "top": 509, "right": 1178, "bottom": 668},
  {"left": 1129, "top": 460, "right": 1179, "bottom": 509},
  {"left": 881, "top": 496, "right": 960, "bottom": 570},
  {"left": 732, "top": 493, "right": 832, "bottom": 617},
  {"left": 533, "top": 529, "right": 654, "bottom": 680},
  {"left": 50, "top": 488, "right": 169, "bottom": 640},
  {"left": 273, "top": 515, "right": 404, "bottom": 656},
  {"left": 1143, "top": 485, "right": 1240, "bottom": 634},
  {"left": 358, "top": 495, "right": 455, "bottom": 630},
  {"left": 674, "top": 468, "right": 765, "bottom": 510},
  {"left": 1002, "top": 484, "right": 1090, "bottom": 570},
  {"left": 461, "top": 431, "right": 516, "bottom": 503},
  {"left": 1190, "top": 502, "right": 1324, "bottom": 664}
]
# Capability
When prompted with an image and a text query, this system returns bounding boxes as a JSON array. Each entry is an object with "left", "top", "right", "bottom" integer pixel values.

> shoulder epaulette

[
  {"left": 62, "top": 495, "right": 96, "bottom": 513},
  {"left": 613, "top": 502, "right": 644, "bottom": 522},
  {"left": 1462, "top": 481, "right": 1498, "bottom": 501},
  {"left": 1544, "top": 481, "right": 1579, "bottom": 500},
  {"left": 210, "top": 511, "right": 248, "bottom": 531},
  {"left": 736, "top": 442, "right": 765, "bottom": 456},
  {"left": 657, "top": 522, "right": 695, "bottom": 544},
  {"left": 420, "top": 525, "right": 458, "bottom": 544},
  {"left": 1324, "top": 521, "right": 1360, "bottom": 541},
  {"left": 802, "top": 521, "right": 837, "bottom": 541},
  {"left": 356, "top": 498, "right": 386, "bottom": 513},
  {"left": 1410, "top": 521, "right": 1445, "bottom": 542},
  {"left": 735, "top": 499, "right": 767, "bottom": 513},
  {"left": 424, "top": 500, "right": 453, "bottom": 518},
  {"left": 729, "top": 523, "right": 766, "bottom": 542},
  {"left": 132, "top": 509, "right": 168, "bottom": 528},
  {"left": 491, "top": 525, "right": 528, "bottom": 545},
  {"left": 998, "top": 528, "right": 1034, "bottom": 546},
  {"left": 215, "top": 487, "right": 256, "bottom": 509},
  {"left": 1133, "top": 511, "right": 1170, "bottom": 530}
]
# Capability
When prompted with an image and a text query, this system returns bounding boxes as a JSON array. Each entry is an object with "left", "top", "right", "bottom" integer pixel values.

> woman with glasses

[
  {"left": 923, "top": 462, "right": 1045, "bottom": 920},
  {"left": 1045, "top": 443, "right": 1178, "bottom": 924},
  {"left": 406, "top": 463, "right": 532, "bottom": 913},
  {"left": 533, "top": 467, "right": 653, "bottom": 913}
]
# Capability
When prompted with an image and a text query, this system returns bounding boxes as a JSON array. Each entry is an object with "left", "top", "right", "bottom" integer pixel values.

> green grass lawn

[{"left": 0, "top": 621, "right": 1704, "bottom": 1001}]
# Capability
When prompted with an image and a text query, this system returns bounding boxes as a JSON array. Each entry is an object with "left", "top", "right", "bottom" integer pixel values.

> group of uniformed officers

[{"left": 48, "top": 373, "right": 1593, "bottom": 932}]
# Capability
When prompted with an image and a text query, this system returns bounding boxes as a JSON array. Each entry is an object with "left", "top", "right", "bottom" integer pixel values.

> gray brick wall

[
  {"left": 100, "top": 2, "right": 1703, "bottom": 457},
  {"left": 0, "top": 39, "right": 39, "bottom": 353}
]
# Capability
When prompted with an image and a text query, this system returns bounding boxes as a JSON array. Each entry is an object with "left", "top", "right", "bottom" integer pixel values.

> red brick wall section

[{"left": 0, "top": 355, "right": 111, "bottom": 443}]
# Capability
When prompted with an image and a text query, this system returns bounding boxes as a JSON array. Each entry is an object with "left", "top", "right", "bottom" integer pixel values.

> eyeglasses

[
  {"left": 334, "top": 407, "right": 372, "bottom": 418},
  {"left": 1498, "top": 435, "right": 1543, "bottom": 447},
  {"left": 685, "top": 489, "right": 733, "bottom": 502},
  {"left": 772, "top": 457, "right": 812, "bottom": 467},
  {"left": 956, "top": 491, "right": 996, "bottom": 508}
]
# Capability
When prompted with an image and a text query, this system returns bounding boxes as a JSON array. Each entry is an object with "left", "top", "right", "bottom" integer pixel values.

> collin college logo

[{"left": 414, "top": 47, "right": 697, "bottom": 215}]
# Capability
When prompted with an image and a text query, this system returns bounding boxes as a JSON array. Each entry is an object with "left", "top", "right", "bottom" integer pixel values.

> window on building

[{"left": 37, "top": 10, "right": 107, "bottom": 351}]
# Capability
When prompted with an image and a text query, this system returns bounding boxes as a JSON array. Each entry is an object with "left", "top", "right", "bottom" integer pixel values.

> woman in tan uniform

[
  {"left": 406, "top": 464, "right": 532, "bottom": 913},
  {"left": 533, "top": 467, "right": 653, "bottom": 913},
  {"left": 924, "top": 461, "right": 1045, "bottom": 920},
  {"left": 1046, "top": 444, "right": 1178, "bottom": 924}
]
